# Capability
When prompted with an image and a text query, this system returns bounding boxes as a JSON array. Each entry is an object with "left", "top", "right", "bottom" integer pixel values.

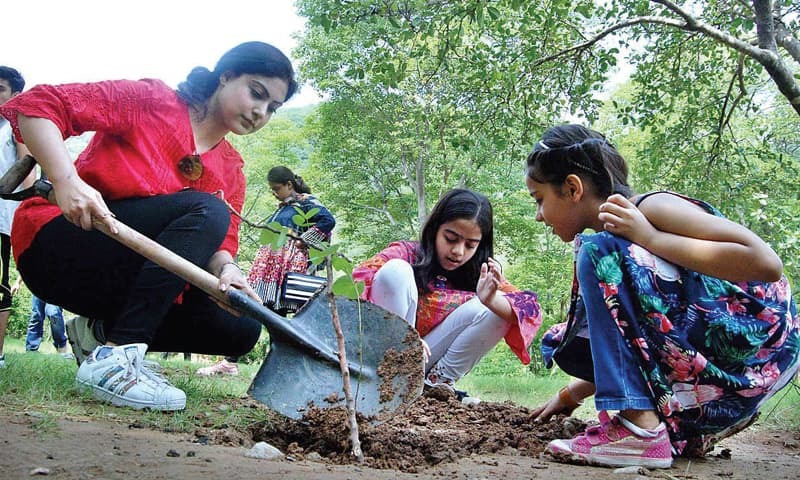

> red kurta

[{"left": 0, "top": 79, "right": 245, "bottom": 262}]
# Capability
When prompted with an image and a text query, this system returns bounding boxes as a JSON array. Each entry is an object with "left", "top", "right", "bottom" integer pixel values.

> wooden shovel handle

[
  {"left": 0, "top": 154, "right": 36, "bottom": 194},
  {"left": 0, "top": 155, "right": 299, "bottom": 334},
  {"left": 92, "top": 217, "right": 226, "bottom": 305}
]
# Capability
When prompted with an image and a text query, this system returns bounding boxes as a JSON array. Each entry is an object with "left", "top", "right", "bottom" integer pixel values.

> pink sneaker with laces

[
  {"left": 196, "top": 359, "right": 239, "bottom": 376},
  {"left": 547, "top": 411, "right": 673, "bottom": 469}
]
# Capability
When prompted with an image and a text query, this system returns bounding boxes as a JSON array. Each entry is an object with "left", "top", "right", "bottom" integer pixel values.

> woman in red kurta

[
  {"left": 352, "top": 189, "right": 542, "bottom": 397},
  {"left": 0, "top": 41, "right": 297, "bottom": 411}
]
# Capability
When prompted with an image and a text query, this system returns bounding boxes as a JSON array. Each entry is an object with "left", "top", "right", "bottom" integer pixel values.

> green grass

[
  {"left": 0, "top": 337, "right": 274, "bottom": 434},
  {"left": 2, "top": 336, "right": 799, "bottom": 436}
]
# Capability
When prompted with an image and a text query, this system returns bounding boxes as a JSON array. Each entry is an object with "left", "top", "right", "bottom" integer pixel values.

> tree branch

[
  {"left": 528, "top": 16, "right": 685, "bottom": 68},
  {"left": 652, "top": 0, "right": 800, "bottom": 115},
  {"left": 774, "top": 20, "right": 800, "bottom": 65},
  {"left": 530, "top": 2, "right": 800, "bottom": 116}
]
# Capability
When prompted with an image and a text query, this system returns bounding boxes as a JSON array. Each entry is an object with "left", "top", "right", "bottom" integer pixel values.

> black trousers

[{"left": 17, "top": 190, "right": 261, "bottom": 356}]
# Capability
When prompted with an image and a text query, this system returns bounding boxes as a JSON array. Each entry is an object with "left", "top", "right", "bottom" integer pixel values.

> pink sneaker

[
  {"left": 547, "top": 411, "right": 673, "bottom": 469},
  {"left": 196, "top": 359, "right": 239, "bottom": 376}
]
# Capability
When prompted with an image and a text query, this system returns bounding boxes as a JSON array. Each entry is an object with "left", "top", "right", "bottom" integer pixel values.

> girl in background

[
  {"left": 247, "top": 165, "right": 335, "bottom": 313},
  {"left": 198, "top": 165, "right": 335, "bottom": 376}
]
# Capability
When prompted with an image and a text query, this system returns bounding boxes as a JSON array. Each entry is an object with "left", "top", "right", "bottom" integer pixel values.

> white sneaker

[
  {"left": 65, "top": 316, "right": 103, "bottom": 365},
  {"left": 0, "top": 354, "right": 5, "bottom": 368},
  {"left": 59, "top": 352, "right": 76, "bottom": 361},
  {"left": 196, "top": 359, "right": 239, "bottom": 376},
  {"left": 76, "top": 343, "right": 186, "bottom": 411}
]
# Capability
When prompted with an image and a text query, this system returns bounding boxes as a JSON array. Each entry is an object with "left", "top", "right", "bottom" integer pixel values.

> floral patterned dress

[
  {"left": 247, "top": 193, "right": 335, "bottom": 313},
  {"left": 542, "top": 192, "right": 800, "bottom": 456}
]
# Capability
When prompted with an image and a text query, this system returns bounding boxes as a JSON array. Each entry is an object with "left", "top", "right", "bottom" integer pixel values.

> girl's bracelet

[{"left": 218, "top": 261, "right": 242, "bottom": 277}]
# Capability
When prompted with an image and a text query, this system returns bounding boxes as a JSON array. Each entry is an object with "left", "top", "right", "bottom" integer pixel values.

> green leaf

[
  {"left": 331, "top": 255, "right": 353, "bottom": 274},
  {"left": 259, "top": 228, "right": 279, "bottom": 246},
  {"left": 309, "top": 245, "right": 338, "bottom": 265},
  {"left": 276, "top": 228, "right": 288, "bottom": 247},
  {"left": 332, "top": 276, "right": 363, "bottom": 299},
  {"left": 259, "top": 222, "right": 290, "bottom": 248},
  {"left": 291, "top": 214, "right": 307, "bottom": 227}
]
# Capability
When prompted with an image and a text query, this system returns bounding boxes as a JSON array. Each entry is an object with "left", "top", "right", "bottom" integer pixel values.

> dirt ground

[{"left": 2, "top": 386, "right": 799, "bottom": 480}]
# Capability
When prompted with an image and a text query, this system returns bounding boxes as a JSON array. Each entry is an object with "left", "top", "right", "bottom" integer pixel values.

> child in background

[
  {"left": 24, "top": 292, "right": 73, "bottom": 360},
  {"left": 0, "top": 66, "right": 35, "bottom": 368},
  {"left": 197, "top": 165, "right": 335, "bottom": 376},
  {"left": 353, "top": 188, "right": 542, "bottom": 398},
  {"left": 525, "top": 124, "right": 799, "bottom": 469}
]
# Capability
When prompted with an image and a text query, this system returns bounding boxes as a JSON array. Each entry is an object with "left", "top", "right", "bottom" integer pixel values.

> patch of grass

[
  {"left": 0, "top": 338, "right": 278, "bottom": 435},
  {"left": 758, "top": 379, "right": 800, "bottom": 430},
  {"left": 3, "top": 336, "right": 798, "bottom": 438},
  {"left": 27, "top": 411, "right": 60, "bottom": 435}
]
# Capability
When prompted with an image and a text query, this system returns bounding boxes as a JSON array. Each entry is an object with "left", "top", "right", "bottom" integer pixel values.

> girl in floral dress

[
  {"left": 525, "top": 124, "right": 799, "bottom": 469},
  {"left": 246, "top": 165, "right": 335, "bottom": 313},
  {"left": 352, "top": 188, "right": 542, "bottom": 396},
  {"left": 198, "top": 165, "right": 334, "bottom": 376}
]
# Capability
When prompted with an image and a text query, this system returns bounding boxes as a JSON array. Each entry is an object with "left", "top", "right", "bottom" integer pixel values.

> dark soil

[
  {"left": 247, "top": 386, "right": 586, "bottom": 472},
  {"left": 3, "top": 392, "right": 800, "bottom": 480}
]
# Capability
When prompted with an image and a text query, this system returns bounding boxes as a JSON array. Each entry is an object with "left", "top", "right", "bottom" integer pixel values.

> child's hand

[
  {"left": 420, "top": 339, "right": 431, "bottom": 365},
  {"left": 476, "top": 258, "right": 503, "bottom": 306},
  {"left": 598, "top": 194, "right": 656, "bottom": 245},
  {"left": 531, "top": 386, "right": 582, "bottom": 423}
]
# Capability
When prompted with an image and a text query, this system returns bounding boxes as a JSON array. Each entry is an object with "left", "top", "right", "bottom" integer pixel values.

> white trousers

[{"left": 369, "top": 259, "right": 510, "bottom": 383}]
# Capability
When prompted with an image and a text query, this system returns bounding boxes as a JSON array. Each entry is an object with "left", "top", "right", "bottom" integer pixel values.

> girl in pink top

[
  {"left": 0, "top": 41, "right": 297, "bottom": 411},
  {"left": 352, "top": 189, "right": 542, "bottom": 398}
]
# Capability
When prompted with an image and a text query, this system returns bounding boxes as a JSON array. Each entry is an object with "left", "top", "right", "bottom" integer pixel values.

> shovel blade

[{"left": 248, "top": 292, "right": 424, "bottom": 420}]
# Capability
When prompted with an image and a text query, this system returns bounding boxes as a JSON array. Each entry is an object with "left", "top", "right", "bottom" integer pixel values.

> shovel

[
  {"left": 94, "top": 218, "right": 424, "bottom": 420},
  {"left": 0, "top": 163, "right": 424, "bottom": 420}
]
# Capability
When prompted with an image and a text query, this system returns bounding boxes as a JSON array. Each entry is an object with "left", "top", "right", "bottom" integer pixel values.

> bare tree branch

[
  {"left": 528, "top": 16, "right": 684, "bottom": 68},
  {"left": 654, "top": 0, "right": 800, "bottom": 115}
]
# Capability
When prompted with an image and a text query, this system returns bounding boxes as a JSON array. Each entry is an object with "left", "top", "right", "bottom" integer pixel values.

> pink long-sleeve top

[{"left": 352, "top": 240, "right": 542, "bottom": 364}]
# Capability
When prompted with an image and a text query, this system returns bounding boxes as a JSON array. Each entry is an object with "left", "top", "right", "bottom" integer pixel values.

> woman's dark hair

[
  {"left": 268, "top": 165, "right": 311, "bottom": 194},
  {"left": 0, "top": 66, "right": 25, "bottom": 93},
  {"left": 525, "top": 124, "right": 632, "bottom": 198},
  {"left": 177, "top": 41, "right": 298, "bottom": 109},
  {"left": 414, "top": 188, "right": 494, "bottom": 292}
]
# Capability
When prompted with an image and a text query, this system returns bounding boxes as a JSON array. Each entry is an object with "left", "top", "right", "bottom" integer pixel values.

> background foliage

[
  {"left": 7, "top": 1, "right": 799, "bottom": 374},
  {"left": 289, "top": 0, "right": 799, "bottom": 369}
]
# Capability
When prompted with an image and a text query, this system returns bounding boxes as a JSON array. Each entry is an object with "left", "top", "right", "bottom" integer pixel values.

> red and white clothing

[
  {"left": 0, "top": 79, "right": 261, "bottom": 353},
  {"left": 0, "top": 79, "right": 245, "bottom": 262}
]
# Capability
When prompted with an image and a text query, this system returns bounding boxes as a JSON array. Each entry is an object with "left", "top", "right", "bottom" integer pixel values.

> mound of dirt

[{"left": 247, "top": 386, "right": 586, "bottom": 472}]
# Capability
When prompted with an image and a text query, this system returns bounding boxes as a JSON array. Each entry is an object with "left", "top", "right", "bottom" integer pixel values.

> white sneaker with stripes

[{"left": 76, "top": 343, "right": 186, "bottom": 411}]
